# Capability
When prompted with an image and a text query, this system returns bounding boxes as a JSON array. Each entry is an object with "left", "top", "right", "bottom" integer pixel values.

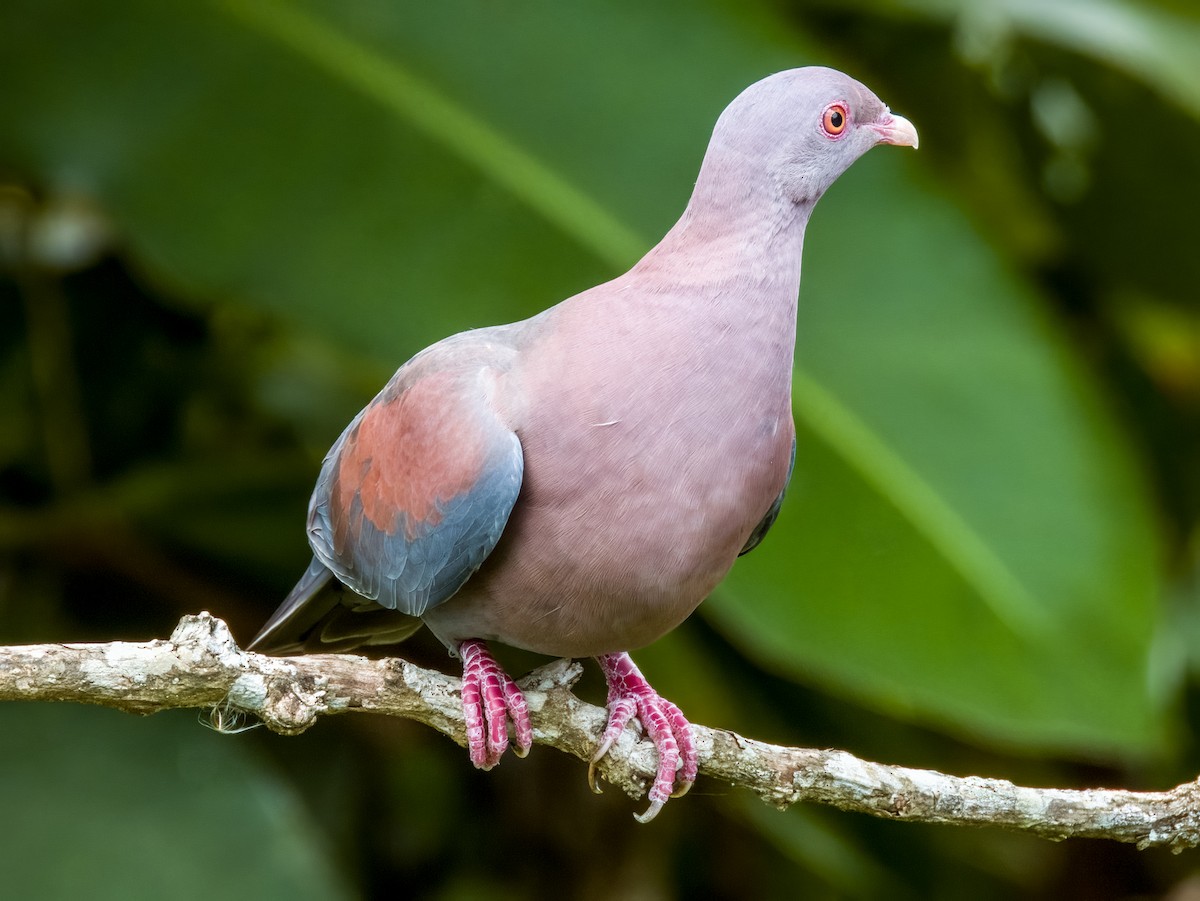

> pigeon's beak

[{"left": 871, "top": 112, "right": 919, "bottom": 150}]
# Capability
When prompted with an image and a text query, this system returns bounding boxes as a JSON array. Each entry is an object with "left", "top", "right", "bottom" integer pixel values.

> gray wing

[
  {"left": 249, "top": 352, "right": 523, "bottom": 652},
  {"left": 739, "top": 436, "right": 796, "bottom": 556}
]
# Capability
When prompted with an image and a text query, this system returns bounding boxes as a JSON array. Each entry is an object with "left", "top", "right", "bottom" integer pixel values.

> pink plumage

[{"left": 251, "top": 66, "right": 918, "bottom": 821}]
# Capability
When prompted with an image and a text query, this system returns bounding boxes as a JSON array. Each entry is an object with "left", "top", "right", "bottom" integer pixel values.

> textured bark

[{"left": 1, "top": 612, "right": 1195, "bottom": 849}]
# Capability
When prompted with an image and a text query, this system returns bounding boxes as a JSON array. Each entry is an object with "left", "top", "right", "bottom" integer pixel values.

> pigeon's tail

[
  {"left": 249, "top": 557, "right": 422, "bottom": 654},
  {"left": 248, "top": 556, "right": 336, "bottom": 652}
]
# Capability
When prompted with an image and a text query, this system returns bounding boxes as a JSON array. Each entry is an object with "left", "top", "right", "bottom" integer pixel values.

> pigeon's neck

[
  {"left": 629, "top": 148, "right": 812, "bottom": 303},
  {"left": 610, "top": 151, "right": 810, "bottom": 404}
]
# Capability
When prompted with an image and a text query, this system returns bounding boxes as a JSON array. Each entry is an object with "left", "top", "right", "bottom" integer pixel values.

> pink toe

[
  {"left": 504, "top": 678, "right": 533, "bottom": 756},
  {"left": 482, "top": 667, "right": 510, "bottom": 762},
  {"left": 665, "top": 698, "right": 698, "bottom": 785},
  {"left": 460, "top": 652, "right": 492, "bottom": 769},
  {"left": 594, "top": 695, "right": 638, "bottom": 762}
]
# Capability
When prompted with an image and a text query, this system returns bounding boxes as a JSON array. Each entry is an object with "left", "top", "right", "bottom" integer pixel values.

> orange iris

[{"left": 822, "top": 104, "right": 848, "bottom": 137}]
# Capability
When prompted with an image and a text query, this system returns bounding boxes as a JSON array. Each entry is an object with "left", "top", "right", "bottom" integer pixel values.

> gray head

[{"left": 699, "top": 66, "right": 918, "bottom": 207}]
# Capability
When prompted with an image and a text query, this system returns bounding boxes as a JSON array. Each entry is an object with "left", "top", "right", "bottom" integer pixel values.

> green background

[{"left": 1, "top": 0, "right": 1197, "bottom": 897}]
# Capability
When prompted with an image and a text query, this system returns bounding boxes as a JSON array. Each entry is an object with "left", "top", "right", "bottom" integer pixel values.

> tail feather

[
  {"left": 249, "top": 556, "right": 422, "bottom": 654},
  {"left": 249, "top": 557, "right": 338, "bottom": 652}
]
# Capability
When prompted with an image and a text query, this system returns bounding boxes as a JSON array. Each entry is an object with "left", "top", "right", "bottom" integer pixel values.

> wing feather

[
  {"left": 739, "top": 435, "right": 796, "bottom": 556},
  {"left": 309, "top": 355, "right": 523, "bottom": 617}
]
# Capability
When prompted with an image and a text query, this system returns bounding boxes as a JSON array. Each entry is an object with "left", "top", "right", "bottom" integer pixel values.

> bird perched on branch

[{"left": 250, "top": 66, "right": 918, "bottom": 822}]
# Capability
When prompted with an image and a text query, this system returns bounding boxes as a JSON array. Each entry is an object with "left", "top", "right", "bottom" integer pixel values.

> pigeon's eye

[{"left": 822, "top": 104, "right": 848, "bottom": 137}]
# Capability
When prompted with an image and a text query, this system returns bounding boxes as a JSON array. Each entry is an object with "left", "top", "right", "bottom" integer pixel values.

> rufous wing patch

[{"left": 333, "top": 370, "right": 493, "bottom": 543}]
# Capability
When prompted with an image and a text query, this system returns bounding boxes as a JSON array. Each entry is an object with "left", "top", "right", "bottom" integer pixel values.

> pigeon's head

[{"left": 709, "top": 66, "right": 918, "bottom": 206}]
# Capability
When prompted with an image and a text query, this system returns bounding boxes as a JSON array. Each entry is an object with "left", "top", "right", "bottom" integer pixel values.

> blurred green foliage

[{"left": 0, "top": 1, "right": 1197, "bottom": 898}]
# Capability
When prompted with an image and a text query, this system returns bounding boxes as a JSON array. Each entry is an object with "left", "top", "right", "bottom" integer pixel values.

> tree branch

[{"left": 1, "top": 612, "right": 1195, "bottom": 849}]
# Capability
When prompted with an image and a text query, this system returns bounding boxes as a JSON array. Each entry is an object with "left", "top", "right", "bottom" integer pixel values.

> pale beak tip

[{"left": 874, "top": 113, "right": 919, "bottom": 150}]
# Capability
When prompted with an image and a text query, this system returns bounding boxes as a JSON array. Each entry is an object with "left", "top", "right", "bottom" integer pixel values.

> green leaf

[
  {"left": 857, "top": 0, "right": 1200, "bottom": 120},
  {"left": 0, "top": 705, "right": 351, "bottom": 901},
  {"left": 224, "top": 0, "right": 645, "bottom": 271},
  {"left": 736, "top": 799, "right": 901, "bottom": 898}
]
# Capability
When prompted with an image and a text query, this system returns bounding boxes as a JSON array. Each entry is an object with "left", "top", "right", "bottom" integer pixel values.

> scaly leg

[{"left": 458, "top": 639, "right": 532, "bottom": 769}]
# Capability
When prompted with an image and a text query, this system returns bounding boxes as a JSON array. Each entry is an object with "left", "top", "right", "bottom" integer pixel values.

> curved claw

[
  {"left": 634, "top": 798, "right": 665, "bottom": 824},
  {"left": 586, "top": 759, "right": 605, "bottom": 794},
  {"left": 588, "top": 729, "right": 620, "bottom": 793}
]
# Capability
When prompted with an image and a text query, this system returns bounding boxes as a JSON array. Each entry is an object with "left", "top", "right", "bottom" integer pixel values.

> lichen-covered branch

[{"left": 0, "top": 612, "right": 1196, "bottom": 850}]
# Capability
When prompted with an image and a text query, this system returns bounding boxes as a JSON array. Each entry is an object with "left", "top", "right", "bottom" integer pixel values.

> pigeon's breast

[{"left": 422, "top": 292, "right": 796, "bottom": 657}]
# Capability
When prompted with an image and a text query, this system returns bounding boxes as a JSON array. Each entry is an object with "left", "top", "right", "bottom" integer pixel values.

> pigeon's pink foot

[
  {"left": 458, "top": 639, "right": 532, "bottom": 770},
  {"left": 590, "top": 651, "right": 698, "bottom": 823}
]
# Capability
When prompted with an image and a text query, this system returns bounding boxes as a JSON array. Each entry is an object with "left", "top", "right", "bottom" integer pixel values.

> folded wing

[{"left": 251, "top": 349, "right": 523, "bottom": 650}]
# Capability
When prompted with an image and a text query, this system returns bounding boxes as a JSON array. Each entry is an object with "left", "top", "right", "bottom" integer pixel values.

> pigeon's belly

[{"left": 423, "top": 394, "right": 794, "bottom": 657}]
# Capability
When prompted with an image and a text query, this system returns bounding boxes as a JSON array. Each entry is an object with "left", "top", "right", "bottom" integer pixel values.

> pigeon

[{"left": 250, "top": 66, "right": 918, "bottom": 822}]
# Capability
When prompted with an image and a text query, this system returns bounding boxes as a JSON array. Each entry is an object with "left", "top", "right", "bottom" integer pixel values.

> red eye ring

[{"left": 822, "top": 103, "right": 849, "bottom": 138}]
